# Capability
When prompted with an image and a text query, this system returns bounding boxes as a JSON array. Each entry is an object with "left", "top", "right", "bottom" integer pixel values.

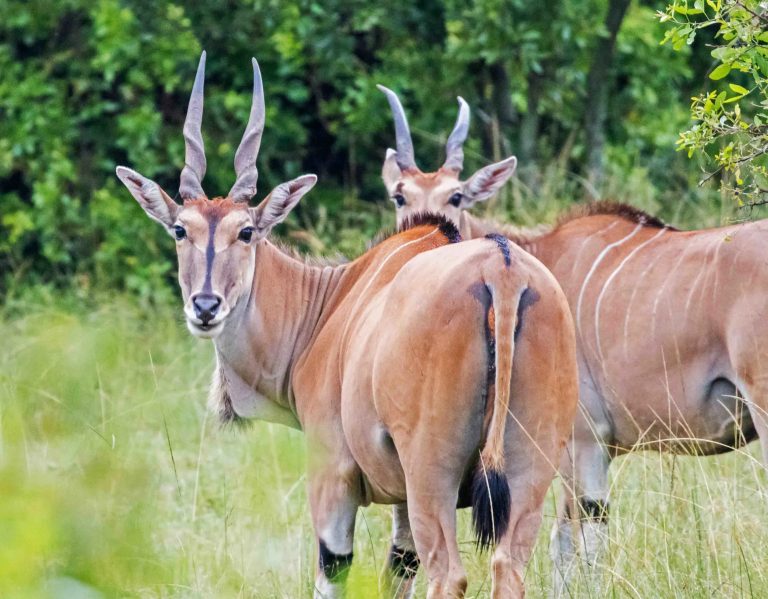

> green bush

[{"left": 0, "top": 0, "right": 738, "bottom": 302}]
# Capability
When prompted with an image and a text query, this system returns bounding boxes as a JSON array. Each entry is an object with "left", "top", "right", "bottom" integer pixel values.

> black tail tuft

[{"left": 471, "top": 466, "right": 511, "bottom": 551}]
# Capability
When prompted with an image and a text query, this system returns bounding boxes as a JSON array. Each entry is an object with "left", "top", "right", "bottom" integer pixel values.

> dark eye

[
  {"left": 448, "top": 192, "right": 463, "bottom": 207},
  {"left": 174, "top": 225, "right": 186, "bottom": 240},
  {"left": 238, "top": 226, "right": 254, "bottom": 243},
  {"left": 393, "top": 194, "right": 406, "bottom": 208}
]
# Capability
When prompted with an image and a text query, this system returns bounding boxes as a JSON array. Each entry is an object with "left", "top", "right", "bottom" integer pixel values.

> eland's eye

[
  {"left": 174, "top": 225, "right": 187, "bottom": 241},
  {"left": 448, "top": 192, "right": 463, "bottom": 207},
  {"left": 393, "top": 194, "right": 406, "bottom": 208},
  {"left": 238, "top": 226, "right": 255, "bottom": 243}
]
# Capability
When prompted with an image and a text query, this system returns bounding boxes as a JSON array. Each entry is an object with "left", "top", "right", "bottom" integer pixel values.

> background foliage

[
  {"left": 0, "top": 0, "right": 738, "bottom": 302},
  {"left": 661, "top": 0, "right": 768, "bottom": 207}
]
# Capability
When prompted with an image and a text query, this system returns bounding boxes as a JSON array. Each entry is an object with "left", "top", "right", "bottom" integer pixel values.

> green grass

[
  {"left": 2, "top": 299, "right": 768, "bottom": 598},
  {"left": 3, "top": 184, "right": 768, "bottom": 597}
]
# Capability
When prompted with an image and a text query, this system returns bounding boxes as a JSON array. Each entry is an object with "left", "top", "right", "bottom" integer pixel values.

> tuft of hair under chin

[{"left": 208, "top": 363, "right": 250, "bottom": 429}]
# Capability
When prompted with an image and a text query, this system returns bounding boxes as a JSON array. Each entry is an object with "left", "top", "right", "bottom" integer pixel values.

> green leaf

[
  {"left": 710, "top": 63, "right": 732, "bottom": 80},
  {"left": 674, "top": 5, "right": 703, "bottom": 14},
  {"left": 729, "top": 83, "right": 749, "bottom": 95},
  {"left": 715, "top": 90, "right": 727, "bottom": 110}
]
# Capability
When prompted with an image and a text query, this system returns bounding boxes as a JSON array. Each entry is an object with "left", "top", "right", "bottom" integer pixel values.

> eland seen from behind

[
  {"left": 378, "top": 87, "right": 766, "bottom": 592},
  {"left": 116, "top": 54, "right": 579, "bottom": 598}
]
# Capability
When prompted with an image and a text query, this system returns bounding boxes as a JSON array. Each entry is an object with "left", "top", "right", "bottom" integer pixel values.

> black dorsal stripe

[
  {"left": 556, "top": 200, "right": 675, "bottom": 230},
  {"left": 485, "top": 233, "right": 511, "bottom": 267}
]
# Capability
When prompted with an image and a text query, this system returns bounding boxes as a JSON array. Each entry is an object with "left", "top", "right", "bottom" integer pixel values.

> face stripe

[{"left": 202, "top": 218, "right": 217, "bottom": 295}]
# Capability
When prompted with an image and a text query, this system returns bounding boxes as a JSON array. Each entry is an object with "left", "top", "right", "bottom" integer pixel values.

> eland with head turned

[
  {"left": 116, "top": 55, "right": 578, "bottom": 598},
  {"left": 379, "top": 87, "right": 768, "bottom": 594}
]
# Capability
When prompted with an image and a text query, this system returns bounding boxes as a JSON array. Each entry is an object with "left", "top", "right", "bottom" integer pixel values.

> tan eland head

[
  {"left": 377, "top": 85, "right": 517, "bottom": 228},
  {"left": 116, "top": 52, "right": 316, "bottom": 338}
]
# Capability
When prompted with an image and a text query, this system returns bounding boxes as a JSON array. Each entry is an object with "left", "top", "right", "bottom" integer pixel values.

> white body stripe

[
  {"left": 594, "top": 227, "right": 667, "bottom": 366},
  {"left": 576, "top": 224, "right": 642, "bottom": 345}
]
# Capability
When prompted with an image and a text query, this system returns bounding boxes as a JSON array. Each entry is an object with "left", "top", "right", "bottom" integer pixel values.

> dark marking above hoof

[
  {"left": 389, "top": 544, "right": 420, "bottom": 578},
  {"left": 319, "top": 540, "right": 353, "bottom": 582},
  {"left": 575, "top": 498, "right": 609, "bottom": 523}
]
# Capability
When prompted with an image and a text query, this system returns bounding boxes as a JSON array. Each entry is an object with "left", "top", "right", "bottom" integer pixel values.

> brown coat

[{"left": 118, "top": 54, "right": 579, "bottom": 598}]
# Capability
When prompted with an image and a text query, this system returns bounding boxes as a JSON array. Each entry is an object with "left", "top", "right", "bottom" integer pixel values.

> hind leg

[
  {"left": 393, "top": 429, "right": 474, "bottom": 599},
  {"left": 474, "top": 295, "right": 579, "bottom": 598},
  {"left": 489, "top": 477, "right": 548, "bottom": 598},
  {"left": 572, "top": 441, "right": 611, "bottom": 569},
  {"left": 490, "top": 417, "right": 579, "bottom": 598},
  {"left": 406, "top": 480, "right": 466, "bottom": 599},
  {"left": 382, "top": 503, "right": 419, "bottom": 599},
  {"left": 550, "top": 447, "right": 578, "bottom": 595},
  {"left": 378, "top": 344, "right": 486, "bottom": 596}
]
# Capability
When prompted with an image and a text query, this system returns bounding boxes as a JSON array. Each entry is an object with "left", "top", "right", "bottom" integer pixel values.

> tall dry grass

[{"left": 2, "top": 174, "right": 766, "bottom": 597}]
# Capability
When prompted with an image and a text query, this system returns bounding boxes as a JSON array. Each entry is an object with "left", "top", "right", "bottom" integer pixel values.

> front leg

[
  {"left": 308, "top": 448, "right": 362, "bottom": 598},
  {"left": 383, "top": 503, "right": 420, "bottom": 598}
]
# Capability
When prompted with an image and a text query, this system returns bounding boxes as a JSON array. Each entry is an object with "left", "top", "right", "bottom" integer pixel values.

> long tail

[{"left": 471, "top": 273, "right": 519, "bottom": 550}]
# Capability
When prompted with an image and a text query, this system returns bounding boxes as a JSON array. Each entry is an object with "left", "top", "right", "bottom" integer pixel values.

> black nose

[{"left": 192, "top": 293, "right": 221, "bottom": 325}]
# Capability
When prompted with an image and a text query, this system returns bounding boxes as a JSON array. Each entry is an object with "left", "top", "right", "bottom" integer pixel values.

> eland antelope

[
  {"left": 115, "top": 54, "right": 578, "bottom": 598},
  {"left": 378, "top": 86, "right": 765, "bottom": 591}
]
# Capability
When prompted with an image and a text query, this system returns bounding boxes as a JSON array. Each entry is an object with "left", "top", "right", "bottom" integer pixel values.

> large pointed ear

[
  {"left": 250, "top": 174, "right": 317, "bottom": 236},
  {"left": 461, "top": 156, "right": 518, "bottom": 206},
  {"left": 381, "top": 148, "right": 402, "bottom": 191},
  {"left": 116, "top": 166, "right": 180, "bottom": 231}
]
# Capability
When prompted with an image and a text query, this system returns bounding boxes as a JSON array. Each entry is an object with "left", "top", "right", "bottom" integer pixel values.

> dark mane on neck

[
  {"left": 400, "top": 212, "right": 462, "bottom": 242},
  {"left": 555, "top": 201, "right": 674, "bottom": 230},
  {"left": 369, "top": 212, "right": 462, "bottom": 249}
]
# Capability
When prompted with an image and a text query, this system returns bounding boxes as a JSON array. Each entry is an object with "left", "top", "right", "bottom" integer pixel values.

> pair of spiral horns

[
  {"left": 178, "top": 53, "right": 470, "bottom": 201},
  {"left": 179, "top": 51, "right": 263, "bottom": 203},
  {"left": 377, "top": 84, "right": 469, "bottom": 173}
]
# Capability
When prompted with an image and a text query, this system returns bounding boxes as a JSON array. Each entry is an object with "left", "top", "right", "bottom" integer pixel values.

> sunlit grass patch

[{"left": 1, "top": 301, "right": 767, "bottom": 597}]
